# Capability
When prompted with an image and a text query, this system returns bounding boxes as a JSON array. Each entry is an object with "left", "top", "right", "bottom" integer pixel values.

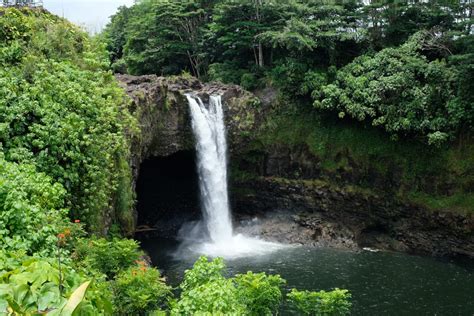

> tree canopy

[{"left": 105, "top": 0, "right": 473, "bottom": 145}]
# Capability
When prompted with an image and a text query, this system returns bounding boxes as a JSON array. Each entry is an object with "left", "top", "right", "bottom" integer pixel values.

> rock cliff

[
  {"left": 116, "top": 74, "right": 260, "bottom": 186},
  {"left": 117, "top": 74, "right": 473, "bottom": 258}
]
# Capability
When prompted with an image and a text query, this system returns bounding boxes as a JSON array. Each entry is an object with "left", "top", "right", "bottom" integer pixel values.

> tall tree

[{"left": 211, "top": 0, "right": 290, "bottom": 68}]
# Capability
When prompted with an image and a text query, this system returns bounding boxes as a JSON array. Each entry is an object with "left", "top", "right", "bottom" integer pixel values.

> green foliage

[
  {"left": 234, "top": 271, "right": 286, "bottom": 316},
  {"left": 171, "top": 256, "right": 351, "bottom": 315},
  {"left": 105, "top": 0, "right": 473, "bottom": 145},
  {"left": 0, "top": 7, "right": 94, "bottom": 66},
  {"left": 0, "top": 155, "right": 67, "bottom": 255},
  {"left": 0, "top": 256, "right": 112, "bottom": 315},
  {"left": 73, "top": 238, "right": 143, "bottom": 279},
  {"left": 61, "top": 281, "right": 91, "bottom": 316},
  {"left": 0, "top": 60, "right": 135, "bottom": 230},
  {"left": 178, "top": 256, "right": 225, "bottom": 292},
  {"left": 208, "top": 61, "right": 246, "bottom": 85},
  {"left": 0, "top": 8, "right": 32, "bottom": 44},
  {"left": 359, "top": 1, "right": 466, "bottom": 49},
  {"left": 104, "top": 0, "right": 216, "bottom": 77},
  {"left": 240, "top": 72, "right": 259, "bottom": 90},
  {"left": 171, "top": 256, "right": 245, "bottom": 315},
  {"left": 113, "top": 265, "right": 171, "bottom": 316},
  {"left": 314, "top": 32, "right": 471, "bottom": 145},
  {"left": 0, "top": 8, "right": 138, "bottom": 231},
  {"left": 172, "top": 277, "right": 245, "bottom": 315},
  {"left": 267, "top": 58, "right": 311, "bottom": 95},
  {"left": 287, "top": 288, "right": 352, "bottom": 316}
]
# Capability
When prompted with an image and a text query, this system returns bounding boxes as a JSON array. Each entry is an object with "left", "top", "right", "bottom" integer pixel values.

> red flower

[
  {"left": 57, "top": 233, "right": 65, "bottom": 239},
  {"left": 74, "top": 219, "right": 80, "bottom": 223}
]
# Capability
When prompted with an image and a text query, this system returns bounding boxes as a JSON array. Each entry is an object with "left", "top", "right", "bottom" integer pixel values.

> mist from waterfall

[{"left": 178, "top": 94, "right": 283, "bottom": 259}]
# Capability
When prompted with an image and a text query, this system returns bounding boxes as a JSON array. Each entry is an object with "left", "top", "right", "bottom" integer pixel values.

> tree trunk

[
  {"left": 255, "top": 0, "right": 264, "bottom": 67},
  {"left": 258, "top": 42, "right": 264, "bottom": 67},
  {"left": 253, "top": 46, "right": 258, "bottom": 66}
]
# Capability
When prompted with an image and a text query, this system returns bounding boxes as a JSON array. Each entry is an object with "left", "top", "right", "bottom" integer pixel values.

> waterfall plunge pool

[
  {"left": 136, "top": 94, "right": 474, "bottom": 315},
  {"left": 139, "top": 236, "right": 474, "bottom": 315}
]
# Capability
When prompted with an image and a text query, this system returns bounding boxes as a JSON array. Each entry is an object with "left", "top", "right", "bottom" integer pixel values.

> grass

[{"left": 409, "top": 192, "right": 474, "bottom": 214}]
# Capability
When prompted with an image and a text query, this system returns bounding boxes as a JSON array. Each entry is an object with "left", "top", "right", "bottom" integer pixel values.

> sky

[{"left": 44, "top": 0, "right": 135, "bottom": 33}]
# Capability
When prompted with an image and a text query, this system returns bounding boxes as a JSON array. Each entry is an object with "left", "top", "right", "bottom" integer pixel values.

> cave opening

[{"left": 135, "top": 150, "right": 200, "bottom": 237}]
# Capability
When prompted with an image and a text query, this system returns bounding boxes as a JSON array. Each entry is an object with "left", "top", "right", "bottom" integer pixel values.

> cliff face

[
  {"left": 116, "top": 74, "right": 261, "bottom": 182},
  {"left": 116, "top": 74, "right": 261, "bottom": 232},
  {"left": 232, "top": 176, "right": 474, "bottom": 258},
  {"left": 117, "top": 74, "right": 473, "bottom": 258}
]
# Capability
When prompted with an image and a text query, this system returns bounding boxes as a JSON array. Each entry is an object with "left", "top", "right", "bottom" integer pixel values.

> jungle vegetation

[
  {"left": 0, "top": 0, "right": 473, "bottom": 314},
  {"left": 0, "top": 5, "right": 351, "bottom": 315}
]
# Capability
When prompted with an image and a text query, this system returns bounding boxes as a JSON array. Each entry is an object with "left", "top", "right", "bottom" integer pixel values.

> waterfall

[
  {"left": 186, "top": 95, "right": 233, "bottom": 242},
  {"left": 181, "top": 94, "right": 284, "bottom": 259}
]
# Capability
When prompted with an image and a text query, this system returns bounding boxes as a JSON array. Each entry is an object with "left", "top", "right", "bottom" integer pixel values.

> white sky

[{"left": 44, "top": 0, "right": 135, "bottom": 33}]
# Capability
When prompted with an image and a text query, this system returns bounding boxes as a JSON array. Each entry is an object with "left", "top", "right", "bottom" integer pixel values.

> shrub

[
  {"left": 208, "top": 62, "right": 246, "bottom": 85},
  {"left": 171, "top": 256, "right": 245, "bottom": 315},
  {"left": 113, "top": 265, "right": 171, "bottom": 316},
  {"left": 0, "top": 155, "right": 67, "bottom": 256},
  {"left": 314, "top": 33, "right": 468, "bottom": 145},
  {"left": 0, "top": 8, "right": 138, "bottom": 231},
  {"left": 267, "top": 58, "right": 309, "bottom": 95},
  {"left": 172, "top": 278, "right": 245, "bottom": 315},
  {"left": 234, "top": 271, "right": 286, "bottom": 316},
  {"left": 178, "top": 256, "right": 225, "bottom": 292},
  {"left": 73, "top": 238, "right": 142, "bottom": 279},
  {"left": 0, "top": 60, "right": 136, "bottom": 230},
  {"left": 0, "top": 8, "right": 32, "bottom": 44},
  {"left": 287, "top": 288, "right": 352, "bottom": 316},
  {"left": 240, "top": 72, "right": 259, "bottom": 90}
]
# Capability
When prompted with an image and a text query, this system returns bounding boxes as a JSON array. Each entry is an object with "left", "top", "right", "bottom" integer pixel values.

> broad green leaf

[
  {"left": 38, "top": 283, "right": 61, "bottom": 312},
  {"left": 59, "top": 281, "right": 90, "bottom": 316}
]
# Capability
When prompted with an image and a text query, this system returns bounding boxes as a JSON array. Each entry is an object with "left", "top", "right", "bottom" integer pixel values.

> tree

[
  {"left": 105, "top": 0, "right": 218, "bottom": 77},
  {"left": 211, "top": 0, "right": 290, "bottom": 68},
  {"left": 314, "top": 32, "right": 469, "bottom": 145}
]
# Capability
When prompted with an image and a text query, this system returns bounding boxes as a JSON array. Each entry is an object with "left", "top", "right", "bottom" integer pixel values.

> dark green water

[{"left": 140, "top": 237, "right": 474, "bottom": 315}]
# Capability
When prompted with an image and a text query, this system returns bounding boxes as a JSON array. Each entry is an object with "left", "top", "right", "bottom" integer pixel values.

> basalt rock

[
  {"left": 116, "top": 74, "right": 260, "bottom": 185},
  {"left": 117, "top": 74, "right": 473, "bottom": 258},
  {"left": 232, "top": 177, "right": 474, "bottom": 258},
  {"left": 116, "top": 74, "right": 261, "bottom": 231}
]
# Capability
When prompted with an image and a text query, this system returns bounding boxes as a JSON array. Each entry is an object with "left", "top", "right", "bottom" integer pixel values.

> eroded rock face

[
  {"left": 116, "top": 74, "right": 261, "bottom": 231},
  {"left": 116, "top": 74, "right": 260, "bottom": 184},
  {"left": 118, "top": 74, "right": 473, "bottom": 258},
  {"left": 231, "top": 168, "right": 474, "bottom": 258}
]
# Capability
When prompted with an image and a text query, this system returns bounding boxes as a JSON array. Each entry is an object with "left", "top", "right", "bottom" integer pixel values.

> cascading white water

[
  {"left": 181, "top": 94, "right": 284, "bottom": 259},
  {"left": 186, "top": 95, "right": 233, "bottom": 242}
]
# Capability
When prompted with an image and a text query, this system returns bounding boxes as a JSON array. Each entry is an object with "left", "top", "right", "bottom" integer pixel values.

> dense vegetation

[
  {"left": 0, "top": 0, "right": 472, "bottom": 314},
  {"left": 0, "top": 8, "right": 136, "bottom": 233},
  {"left": 0, "top": 7, "right": 352, "bottom": 314},
  {"left": 105, "top": 0, "right": 473, "bottom": 145}
]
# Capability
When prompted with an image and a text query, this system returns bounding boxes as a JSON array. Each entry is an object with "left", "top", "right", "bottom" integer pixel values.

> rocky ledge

[
  {"left": 117, "top": 74, "right": 261, "bottom": 158},
  {"left": 232, "top": 177, "right": 474, "bottom": 258},
  {"left": 116, "top": 74, "right": 261, "bottom": 191}
]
